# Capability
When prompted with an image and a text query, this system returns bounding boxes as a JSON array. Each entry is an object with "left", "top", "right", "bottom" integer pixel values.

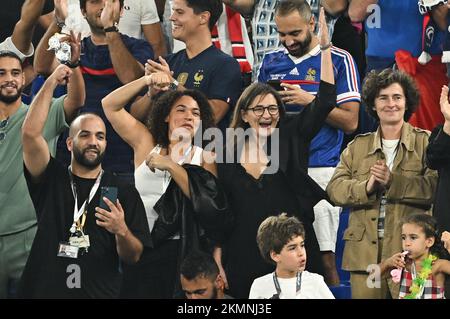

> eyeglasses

[
  {"left": 247, "top": 105, "right": 279, "bottom": 116},
  {"left": 0, "top": 117, "right": 8, "bottom": 144}
]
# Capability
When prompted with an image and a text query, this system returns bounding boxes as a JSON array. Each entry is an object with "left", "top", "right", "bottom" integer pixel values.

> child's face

[
  {"left": 271, "top": 235, "right": 307, "bottom": 274},
  {"left": 401, "top": 223, "right": 434, "bottom": 260}
]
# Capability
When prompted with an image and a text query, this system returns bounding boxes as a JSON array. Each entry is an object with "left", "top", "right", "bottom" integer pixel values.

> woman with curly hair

[
  {"left": 327, "top": 69, "right": 438, "bottom": 299},
  {"left": 102, "top": 74, "right": 232, "bottom": 298}
]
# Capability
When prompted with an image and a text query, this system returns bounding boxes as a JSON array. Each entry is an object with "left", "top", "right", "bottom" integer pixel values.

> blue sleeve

[
  {"left": 335, "top": 52, "right": 361, "bottom": 106},
  {"left": 125, "top": 36, "right": 154, "bottom": 65},
  {"left": 257, "top": 56, "right": 269, "bottom": 83},
  {"left": 208, "top": 57, "right": 243, "bottom": 106}
]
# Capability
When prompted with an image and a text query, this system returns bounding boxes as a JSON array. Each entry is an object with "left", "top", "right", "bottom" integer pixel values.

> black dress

[
  {"left": 219, "top": 163, "right": 323, "bottom": 299},
  {"left": 218, "top": 81, "right": 337, "bottom": 299}
]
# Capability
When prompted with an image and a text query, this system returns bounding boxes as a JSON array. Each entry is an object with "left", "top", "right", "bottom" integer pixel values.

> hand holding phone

[
  {"left": 267, "top": 79, "right": 283, "bottom": 91},
  {"left": 99, "top": 186, "right": 118, "bottom": 212}
]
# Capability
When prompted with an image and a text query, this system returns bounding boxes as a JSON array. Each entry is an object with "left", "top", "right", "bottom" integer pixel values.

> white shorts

[
  {"left": 0, "top": 36, "right": 34, "bottom": 61},
  {"left": 309, "top": 167, "right": 341, "bottom": 252}
]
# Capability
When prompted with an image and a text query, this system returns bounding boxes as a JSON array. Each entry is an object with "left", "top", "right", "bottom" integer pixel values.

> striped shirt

[{"left": 257, "top": 45, "right": 360, "bottom": 167}]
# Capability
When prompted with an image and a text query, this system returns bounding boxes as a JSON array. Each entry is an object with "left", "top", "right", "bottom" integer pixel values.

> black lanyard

[{"left": 272, "top": 271, "right": 302, "bottom": 298}]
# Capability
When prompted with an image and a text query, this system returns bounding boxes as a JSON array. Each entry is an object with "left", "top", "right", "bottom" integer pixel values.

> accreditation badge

[
  {"left": 69, "top": 234, "right": 90, "bottom": 249},
  {"left": 57, "top": 242, "right": 79, "bottom": 259}
]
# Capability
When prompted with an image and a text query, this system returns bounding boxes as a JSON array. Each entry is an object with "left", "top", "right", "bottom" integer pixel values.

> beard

[
  {"left": 282, "top": 31, "right": 312, "bottom": 57},
  {"left": 73, "top": 146, "right": 105, "bottom": 169},
  {"left": 85, "top": 15, "right": 105, "bottom": 34},
  {"left": 0, "top": 83, "right": 23, "bottom": 104}
]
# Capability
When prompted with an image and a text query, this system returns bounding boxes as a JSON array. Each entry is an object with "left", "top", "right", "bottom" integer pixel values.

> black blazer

[{"left": 426, "top": 125, "right": 450, "bottom": 235}]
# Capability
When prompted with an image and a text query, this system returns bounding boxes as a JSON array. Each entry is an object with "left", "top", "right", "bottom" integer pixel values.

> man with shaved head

[
  {"left": 0, "top": 51, "right": 84, "bottom": 298},
  {"left": 19, "top": 75, "right": 151, "bottom": 298}
]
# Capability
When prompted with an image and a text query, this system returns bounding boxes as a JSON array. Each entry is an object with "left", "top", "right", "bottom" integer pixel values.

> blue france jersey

[{"left": 257, "top": 45, "right": 361, "bottom": 167}]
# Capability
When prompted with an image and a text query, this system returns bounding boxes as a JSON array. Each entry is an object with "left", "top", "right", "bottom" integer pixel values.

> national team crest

[
  {"left": 177, "top": 73, "right": 189, "bottom": 86},
  {"left": 305, "top": 68, "right": 316, "bottom": 81},
  {"left": 193, "top": 70, "right": 204, "bottom": 87}
]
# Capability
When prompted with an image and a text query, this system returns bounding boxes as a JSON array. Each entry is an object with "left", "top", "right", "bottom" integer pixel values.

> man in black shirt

[{"left": 19, "top": 65, "right": 151, "bottom": 298}]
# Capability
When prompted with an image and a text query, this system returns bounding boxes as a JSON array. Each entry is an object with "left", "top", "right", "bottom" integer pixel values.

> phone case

[{"left": 99, "top": 186, "right": 118, "bottom": 211}]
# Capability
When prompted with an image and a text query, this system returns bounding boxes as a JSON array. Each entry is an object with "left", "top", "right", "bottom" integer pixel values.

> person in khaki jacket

[{"left": 326, "top": 69, "right": 437, "bottom": 299}]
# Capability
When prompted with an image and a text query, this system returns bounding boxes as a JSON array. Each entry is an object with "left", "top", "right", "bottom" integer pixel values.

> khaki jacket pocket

[{"left": 343, "top": 224, "right": 365, "bottom": 241}]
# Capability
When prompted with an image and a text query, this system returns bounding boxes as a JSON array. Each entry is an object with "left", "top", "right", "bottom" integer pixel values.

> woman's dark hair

[
  {"left": 362, "top": 68, "right": 419, "bottom": 122},
  {"left": 401, "top": 213, "right": 445, "bottom": 257},
  {"left": 227, "top": 83, "right": 285, "bottom": 156},
  {"left": 146, "top": 89, "right": 215, "bottom": 148},
  {"left": 229, "top": 82, "right": 285, "bottom": 130}
]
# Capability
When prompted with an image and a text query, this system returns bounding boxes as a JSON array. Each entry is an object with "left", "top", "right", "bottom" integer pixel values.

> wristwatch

[
  {"left": 64, "top": 60, "right": 80, "bottom": 69},
  {"left": 169, "top": 79, "right": 179, "bottom": 90},
  {"left": 104, "top": 25, "right": 119, "bottom": 33},
  {"left": 55, "top": 16, "right": 66, "bottom": 29}
]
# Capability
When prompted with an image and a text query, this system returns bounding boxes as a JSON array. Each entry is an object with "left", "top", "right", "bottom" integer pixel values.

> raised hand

[
  {"left": 54, "top": 0, "right": 69, "bottom": 22},
  {"left": 442, "top": 231, "right": 450, "bottom": 253},
  {"left": 60, "top": 30, "right": 81, "bottom": 63},
  {"left": 49, "top": 64, "right": 72, "bottom": 86},
  {"left": 145, "top": 72, "right": 172, "bottom": 93},
  {"left": 100, "top": 0, "right": 121, "bottom": 28},
  {"left": 440, "top": 85, "right": 450, "bottom": 122},
  {"left": 318, "top": 7, "right": 330, "bottom": 48},
  {"left": 145, "top": 56, "right": 173, "bottom": 79}
]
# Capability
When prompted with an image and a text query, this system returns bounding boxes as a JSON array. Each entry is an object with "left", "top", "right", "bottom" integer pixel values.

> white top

[
  {"left": 64, "top": 0, "right": 91, "bottom": 39},
  {"left": 249, "top": 271, "right": 335, "bottom": 299},
  {"left": 134, "top": 145, "right": 203, "bottom": 233},
  {"left": 0, "top": 37, "right": 33, "bottom": 61},
  {"left": 118, "top": 0, "right": 160, "bottom": 40},
  {"left": 64, "top": 0, "right": 159, "bottom": 40},
  {"left": 381, "top": 138, "right": 399, "bottom": 170}
]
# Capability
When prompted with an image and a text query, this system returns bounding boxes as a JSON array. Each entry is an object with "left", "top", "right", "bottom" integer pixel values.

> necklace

[
  {"left": 404, "top": 253, "right": 437, "bottom": 299},
  {"left": 0, "top": 117, "right": 9, "bottom": 144}
]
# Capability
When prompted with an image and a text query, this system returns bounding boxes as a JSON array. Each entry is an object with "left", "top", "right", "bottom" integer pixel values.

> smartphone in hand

[
  {"left": 267, "top": 79, "right": 283, "bottom": 91},
  {"left": 99, "top": 186, "right": 118, "bottom": 212}
]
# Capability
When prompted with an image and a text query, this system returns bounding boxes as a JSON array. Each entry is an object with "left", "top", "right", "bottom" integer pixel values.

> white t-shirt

[
  {"left": 118, "top": 0, "right": 160, "bottom": 40},
  {"left": 63, "top": 0, "right": 159, "bottom": 40},
  {"left": 249, "top": 271, "right": 335, "bottom": 299},
  {"left": 64, "top": 0, "right": 91, "bottom": 39},
  {"left": 381, "top": 138, "right": 399, "bottom": 170},
  {"left": 0, "top": 37, "right": 33, "bottom": 61}
]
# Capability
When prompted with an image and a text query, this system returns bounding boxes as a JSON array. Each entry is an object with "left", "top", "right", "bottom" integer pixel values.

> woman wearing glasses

[{"left": 215, "top": 9, "right": 338, "bottom": 298}]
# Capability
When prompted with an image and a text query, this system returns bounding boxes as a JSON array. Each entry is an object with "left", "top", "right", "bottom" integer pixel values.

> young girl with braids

[{"left": 380, "top": 213, "right": 450, "bottom": 299}]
